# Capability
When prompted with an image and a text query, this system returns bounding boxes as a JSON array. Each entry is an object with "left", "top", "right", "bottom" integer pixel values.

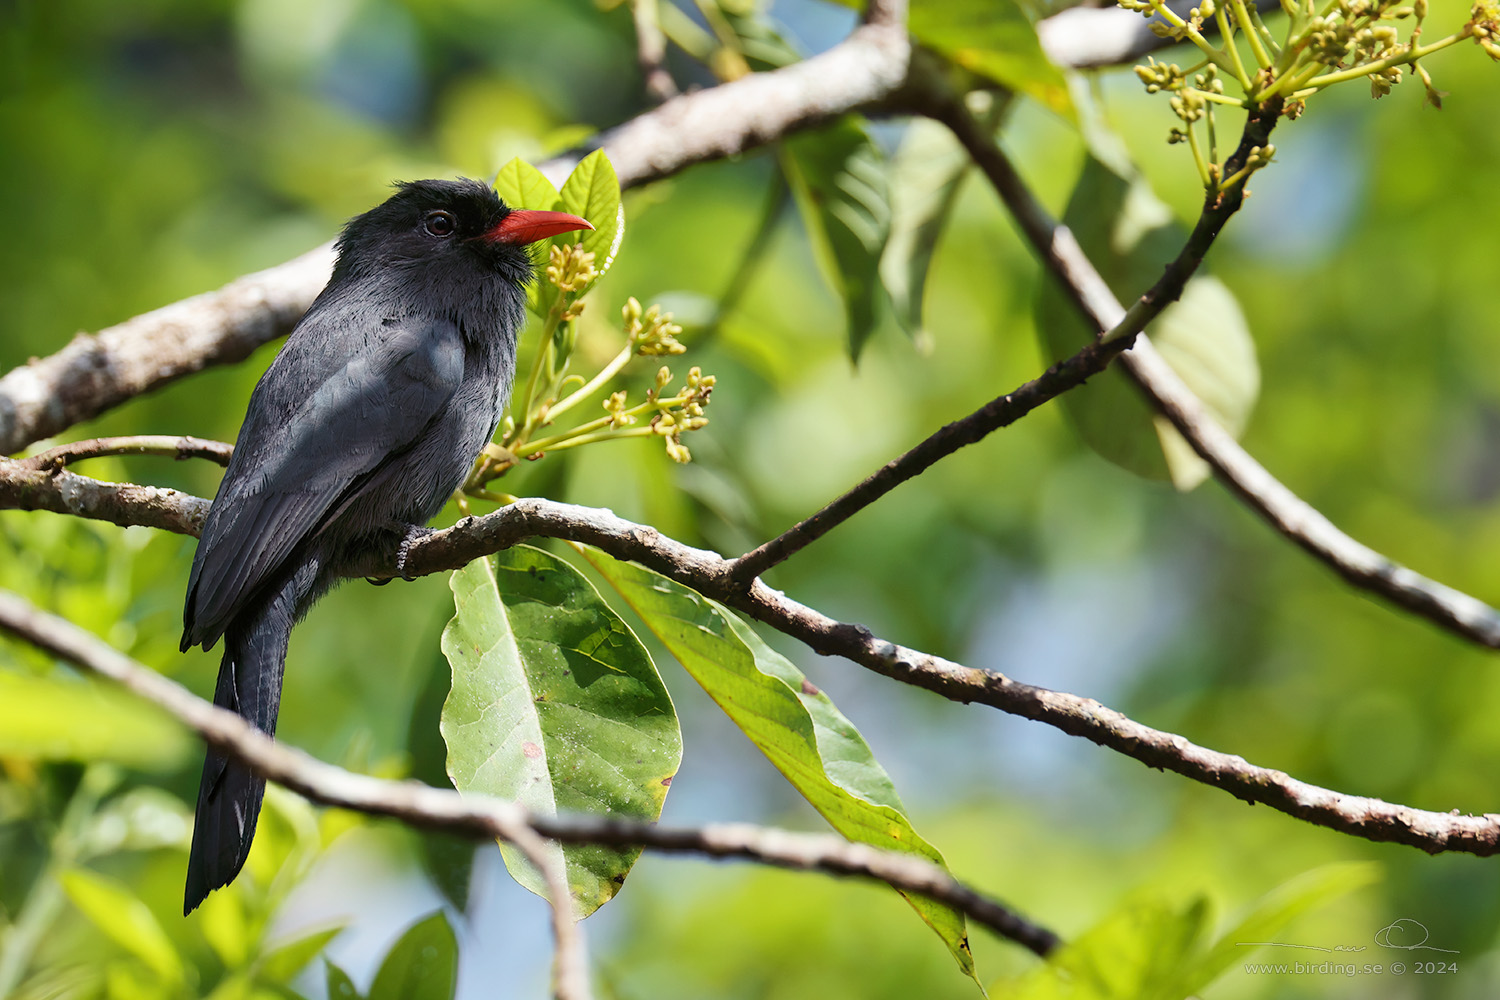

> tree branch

[
  {"left": 18, "top": 435, "right": 233, "bottom": 470},
  {"left": 1038, "top": 0, "right": 1284, "bottom": 70},
  {"left": 1, "top": 18, "right": 910, "bottom": 458},
  {"left": 0, "top": 2, "right": 1215, "bottom": 458},
  {"left": 0, "top": 459, "right": 211, "bottom": 536},
  {"left": 725, "top": 90, "right": 1283, "bottom": 583},
  {"left": 0, "top": 588, "right": 1061, "bottom": 959},
  {"left": 407, "top": 502, "right": 1500, "bottom": 858},
  {"left": 0, "top": 246, "right": 334, "bottom": 457},
  {"left": 0, "top": 589, "right": 590, "bottom": 1000},
  {"left": 727, "top": 333, "right": 1139, "bottom": 583},
  {"left": 929, "top": 86, "right": 1500, "bottom": 649},
  {"left": 11, "top": 458, "right": 1499, "bottom": 857},
  {"left": 1121, "top": 338, "right": 1500, "bottom": 645}
]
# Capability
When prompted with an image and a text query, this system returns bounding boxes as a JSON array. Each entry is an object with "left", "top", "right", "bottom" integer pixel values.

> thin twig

[
  {"left": 0, "top": 588, "right": 1061, "bottom": 958},
  {"left": 929, "top": 81, "right": 1500, "bottom": 648},
  {"left": 726, "top": 333, "right": 1139, "bottom": 583},
  {"left": 20, "top": 435, "right": 233, "bottom": 470},
  {"left": 727, "top": 91, "right": 1280, "bottom": 583}
]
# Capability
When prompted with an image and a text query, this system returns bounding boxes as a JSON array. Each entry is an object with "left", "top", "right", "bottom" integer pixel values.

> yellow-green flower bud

[
  {"left": 603, "top": 390, "right": 634, "bottom": 428},
  {"left": 546, "top": 243, "right": 598, "bottom": 293}
]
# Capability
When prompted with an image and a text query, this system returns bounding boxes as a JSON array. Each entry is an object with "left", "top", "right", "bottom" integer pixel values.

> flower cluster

[
  {"left": 650, "top": 366, "right": 715, "bottom": 464},
  {"left": 623, "top": 296, "right": 686, "bottom": 356},
  {"left": 464, "top": 276, "right": 717, "bottom": 495},
  {"left": 1474, "top": 0, "right": 1500, "bottom": 59},
  {"left": 546, "top": 243, "right": 598, "bottom": 294},
  {"left": 1122, "top": 0, "right": 1488, "bottom": 188}
]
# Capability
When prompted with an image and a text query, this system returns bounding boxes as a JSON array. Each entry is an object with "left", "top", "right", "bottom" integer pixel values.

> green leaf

[
  {"left": 1185, "top": 862, "right": 1380, "bottom": 991},
  {"left": 0, "top": 670, "right": 191, "bottom": 769},
  {"left": 557, "top": 148, "right": 625, "bottom": 285},
  {"left": 720, "top": 8, "right": 803, "bottom": 69},
  {"left": 999, "top": 898, "right": 1209, "bottom": 1000},
  {"left": 909, "top": 0, "right": 1074, "bottom": 120},
  {"left": 1034, "top": 154, "right": 1260, "bottom": 490},
  {"left": 200, "top": 887, "right": 253, "bottom": 968},
  {"left": 246, "top": 785, "right": 323, "bottom": 907},
  {"left": 59, "top": 867, "right": 184, "bottom": 987},
  {"left": 998, "top": 864, "right": 1377, "bottom": 998},
  {"left": 493, "top": 158, "right": 563, "bottom": 317},
  {"left": 880, "top": 116, "right": 987, "bottom": 342},
  {"left": 492, "top": 157, "right": 561, "bottom": 215},
  {"left": 441, "top": 545, "right": 681, "bottom": 917},
  {"left": 782, "top": 117, "right": 893, "bottom": 359},
  {"left": 324, "top": 959, "right": 361, "bottom": 1000},
  {"left": 828, "top": 0, "right": 1073, "bottom": 118},
  {"left": 530, "top": 149, "right": 624, "bottom": 319},
  {"left": 105, "top": 962, "right": 168, "bottom": 1000},
  {"left": 580, "top": 548, "right": 978, "bottom": 984},
  {"left": 257, "top": 923, "right": 347, "bottom": 985},
  {"left": 367, "top": 911, "right": 457, "bottom": 1000}
]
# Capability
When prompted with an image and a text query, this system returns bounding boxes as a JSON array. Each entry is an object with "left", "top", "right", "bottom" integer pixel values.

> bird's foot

[{"left": 396, "top": 525, "right": 435, "bottom": 580}]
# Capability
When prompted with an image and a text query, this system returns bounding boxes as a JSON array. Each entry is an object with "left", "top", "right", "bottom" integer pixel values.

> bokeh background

[{"left": 3, "top": 0, "right": 1500, "bottom": 996}]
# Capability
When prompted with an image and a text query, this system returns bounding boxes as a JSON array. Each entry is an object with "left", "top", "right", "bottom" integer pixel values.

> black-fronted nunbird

[{"left": 180, "top": 178, "right": 591, "bottom": 914}]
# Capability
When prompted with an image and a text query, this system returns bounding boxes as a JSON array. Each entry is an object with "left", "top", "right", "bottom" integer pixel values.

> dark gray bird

[{"left": 180, "top": 179, "right": 591, "bottom": 914}]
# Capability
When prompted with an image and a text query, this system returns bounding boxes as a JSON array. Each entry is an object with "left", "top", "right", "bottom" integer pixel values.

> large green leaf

[
  {"left": 59, "top": 868, "right": 184, "bottom": 987},
  {"left": 1034, "top": 154, "right": 1260, "bottom": 490},
  {"left": 782, "top": 117, "right": 893, "bottom": 359},
  {"left": 580, "top": 548, "right": 979, "bottom": 984},
  {"left": 0, "top": 670, "right": 191, "bottom": 769},
  {"left": 441, "top": 545, "right": 680, "bottom": 917},
  {"left": 368, "top": 911, "right": 457, "bottom": 1000}
]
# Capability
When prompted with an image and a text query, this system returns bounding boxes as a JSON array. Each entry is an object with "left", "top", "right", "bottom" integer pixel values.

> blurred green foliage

[{"left": 4, "top": 0, "right": 1500, "bottom": 997}]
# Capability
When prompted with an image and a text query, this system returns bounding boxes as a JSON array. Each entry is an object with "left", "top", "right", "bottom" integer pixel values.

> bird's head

[{"left": 331, "top": 177, "right": 593, "bottom": 291}]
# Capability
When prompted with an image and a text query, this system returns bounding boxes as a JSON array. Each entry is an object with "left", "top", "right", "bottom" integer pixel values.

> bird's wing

[{"left": 183, "top": 310, "right": 465, "bottom": 649}]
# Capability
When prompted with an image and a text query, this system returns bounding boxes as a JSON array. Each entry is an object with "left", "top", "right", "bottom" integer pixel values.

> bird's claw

[{"left": 396, "top": 526, "right": 435, "bottom": 580}]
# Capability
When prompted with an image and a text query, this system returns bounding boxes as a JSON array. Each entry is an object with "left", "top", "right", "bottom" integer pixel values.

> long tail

[{"left": 184, "top": 560, "right": 319, "bottom": 915}]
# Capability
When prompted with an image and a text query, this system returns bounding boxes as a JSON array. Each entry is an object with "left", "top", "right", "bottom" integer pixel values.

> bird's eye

[{"left": 423, "top": 210, "right": 457, "bottom": 237}]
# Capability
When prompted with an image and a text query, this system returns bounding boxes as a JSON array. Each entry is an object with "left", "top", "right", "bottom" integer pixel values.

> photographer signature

[{"left": 1237, "top": 917, "right": 1458, "bottom": 954}]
